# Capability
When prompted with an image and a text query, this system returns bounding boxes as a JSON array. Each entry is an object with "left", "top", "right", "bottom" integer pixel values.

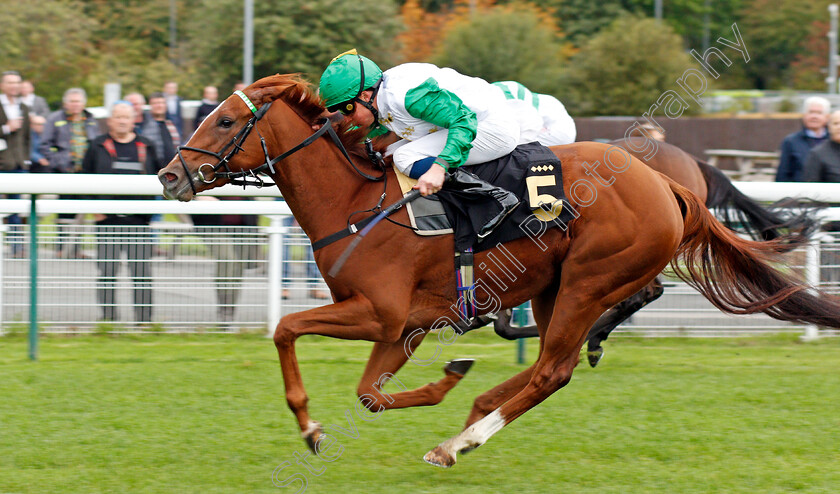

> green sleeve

[{"left": 404, "top": 78, "right": 477, "bottom": 169}]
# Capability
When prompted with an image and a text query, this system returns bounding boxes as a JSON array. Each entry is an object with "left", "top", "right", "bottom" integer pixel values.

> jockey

[
  {"left": 493, "top": 81, "right": 576, "bottom": 146},
  {"left": 319, "top": 49, "right": 543, "bottom": 240}
]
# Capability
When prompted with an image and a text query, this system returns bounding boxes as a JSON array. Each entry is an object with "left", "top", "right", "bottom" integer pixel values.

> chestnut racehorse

[
  {"left": 493, "top": 138, "right": 821, "bottom": 365},
  {"left": 159, "top": 75, "right": 840, "bottom": 467}
]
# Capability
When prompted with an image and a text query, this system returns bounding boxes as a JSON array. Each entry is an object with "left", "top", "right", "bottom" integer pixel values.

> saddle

[{"left": 394, "top": 142, "right": 577, "bottom": 252}]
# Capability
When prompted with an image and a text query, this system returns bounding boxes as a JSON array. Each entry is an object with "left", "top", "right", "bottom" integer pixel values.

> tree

[
  {"left": 183, "top": 0, "right": 404, "bottom": 93},
  {"left": 721, "top": 0, "right": 830, "bottom": 89},
  {"left": 431, "top": 2, "right": 571, "bottom": 96},
  {"left": 0, "top": 0, "right": 99, "bottom": 106},
  {"left": 563, "top": 15, "right": 698, "bottom": 116}
]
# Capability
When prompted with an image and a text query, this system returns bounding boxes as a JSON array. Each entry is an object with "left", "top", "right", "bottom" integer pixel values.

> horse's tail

[
  {"left": 696, "top": 159, "right": 822, "bottom": 251},
  {"left": 668, "top": 179, "right": 840, "bottom": 328}
]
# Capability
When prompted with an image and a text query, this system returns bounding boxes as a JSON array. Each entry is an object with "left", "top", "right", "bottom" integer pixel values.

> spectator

[
  {"left": 281, "top": 216, "right": 329, "bottom": 300},
  {"left": 142, "top": 92, "right": 180, "bottom": 168},
  {"left": 803, "top": 109, "right": 840, "bottom": 283},
  {"left": 82, "top": 101, "right": 160, "bottom": 323},
  {"left": 233, "top": 81, "right": 247, "bottom": 93},
  {"left": 20, "top": 80, "right": 50, "bottom": 118},
  {"left": 39, "top": 87, "right": 101, "bottom": 258},
  {"left": 124, "top": 92, "right": 149, "bottom": 136},
  {"left": 804, "top": 110, "right": 840, "bottom": 182},
  {"left": 193, "top": 85, "right": 218, "bottom": 130},
  {"left": 28, "top": 114, "right": 48, "bottom": 171},
  {"left": 191, "top": 197, "right": 262, "bottom": 325},
  {"left": 163, "top": 81, "right": 184, "bottom": 137},
  {"left": 0, "top": 70, "right": 31, "bottom": 258},
  {"left": 39, "top": 88, "right": 100, "bottom": 173},
  {"left": 776, "top": 96, "right": 830, "bottom": 182}
]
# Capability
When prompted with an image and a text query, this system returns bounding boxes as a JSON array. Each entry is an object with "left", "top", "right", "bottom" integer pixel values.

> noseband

[{"left": 176, "top": 90, "right": 384, "bottom": 194}]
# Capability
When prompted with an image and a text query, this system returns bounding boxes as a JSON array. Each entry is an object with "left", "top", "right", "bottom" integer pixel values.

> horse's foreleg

[
  {"left": 356, "top": 329, "right": 474, "bottom": 412},
  {"left": 273, "top": 295, "right": 405, "bottom": 451}
]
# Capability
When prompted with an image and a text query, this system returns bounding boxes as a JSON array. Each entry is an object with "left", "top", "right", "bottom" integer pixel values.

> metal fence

[
  {"left": 0, "top": 218, "right": 332, "bottom": 333},
  {"left": 2, "top": 175, "right": 840, "bottom": 337}
]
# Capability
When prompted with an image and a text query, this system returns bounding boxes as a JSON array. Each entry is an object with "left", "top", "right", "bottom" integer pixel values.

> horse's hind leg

[
  {"left": 463, "top": 288, "right": 556, "bottom": 427},
  {"left": 424, "top": 233, "right": 677, "bottom": 467},
  {"left": 355, "top": 330, "right": 475, "bottom": 412},
  {"left": 586, "top": 276, "right": 665, "bottom": 367}
]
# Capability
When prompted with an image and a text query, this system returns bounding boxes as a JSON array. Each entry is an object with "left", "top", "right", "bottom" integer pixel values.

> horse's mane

[{"left": 249, "top": 74, "right": 369, "bottom": 158}]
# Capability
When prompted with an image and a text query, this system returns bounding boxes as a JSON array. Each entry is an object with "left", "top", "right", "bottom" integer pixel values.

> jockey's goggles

[{"left": 328, "top": 98, "right": 357, "bottom": 116}]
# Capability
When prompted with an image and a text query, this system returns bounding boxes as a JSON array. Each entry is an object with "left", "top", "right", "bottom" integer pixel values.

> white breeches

[
  {"left": 388, "top": 100, "right": 542, "bottom": 176},
  {"left": 535, "top": 94, "right": 576, "bottom": 146}
]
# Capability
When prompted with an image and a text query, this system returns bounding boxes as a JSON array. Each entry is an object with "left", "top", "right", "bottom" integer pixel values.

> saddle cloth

[{"left": 394, "top": 142, "right": 577, "bottom": 252}]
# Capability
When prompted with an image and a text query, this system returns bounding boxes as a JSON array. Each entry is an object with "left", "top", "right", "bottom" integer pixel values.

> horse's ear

[
  {"left": 249, "top": 85, "right": 286, "bottom": 107},
  {"left": 247, "top": 74, "right": 313, "bottom": 108}
]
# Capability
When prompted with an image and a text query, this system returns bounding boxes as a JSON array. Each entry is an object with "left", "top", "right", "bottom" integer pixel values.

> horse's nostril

[{"left": 164, "top": 172, "right": 178, "bottom": 183}]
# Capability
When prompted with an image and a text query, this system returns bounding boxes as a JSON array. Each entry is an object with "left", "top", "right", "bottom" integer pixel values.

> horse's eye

[{"left": 219, "top": 118, "right": 234, "bottom": 129}]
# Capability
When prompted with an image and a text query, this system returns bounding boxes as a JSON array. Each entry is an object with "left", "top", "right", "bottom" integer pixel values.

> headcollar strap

[{"left": 235, "top": 90, "right": 258, "bottom": 114}]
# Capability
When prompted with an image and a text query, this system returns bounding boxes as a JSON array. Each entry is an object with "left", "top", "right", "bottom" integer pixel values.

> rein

[
  {"left": 176, "top": 89, "right": 419, "bottom": 275},
  {"left": 175, "top": 90, "right": 384, "bottom": 194}
]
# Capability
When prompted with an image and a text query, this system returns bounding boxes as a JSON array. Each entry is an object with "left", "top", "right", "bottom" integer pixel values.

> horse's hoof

[
  {"left": 587, "top": 346, "right": 604, "bottom": 368},
  {"left": 301, "top": 421, "right": 324, "bottom": 453},
  {"left": 444, "top": 358, "right": 475, "bottom": 377},
  {"left": 423, "top": 446, "right": 456, "bottom": 468}
]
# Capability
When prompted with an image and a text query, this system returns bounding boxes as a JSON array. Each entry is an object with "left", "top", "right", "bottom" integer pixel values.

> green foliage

[
  {"left": 563, "top": 15, "right": 699, "bottom": 116},
  {"left": 517, "top": 0, "right": 629, "bottom": 46},
  {"left": 0, "top": 0, "right": 98, "bottom": 107},
  {"left": 621, "top": 0, "right": 745, "bottom": 51},
  {"left": 716, "top": 0, "right": 834, "bottom": 90},
  {"left": 431, "top": 6, "right": 568, "bottom": 95},
  {"left": 183, "top": 0, "right": 404, "bottom": 93}
]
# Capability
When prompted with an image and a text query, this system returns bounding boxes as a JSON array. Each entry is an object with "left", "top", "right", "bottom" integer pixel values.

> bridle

[{"left": 175, "top": 90, "right": 384, "bottom": 194}]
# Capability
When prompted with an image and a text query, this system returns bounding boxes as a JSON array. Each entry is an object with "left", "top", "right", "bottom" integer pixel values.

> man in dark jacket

[
  {"left": 140, "top": 92, "right": 180, "bottom": 168},
  {"left": 39, "top": 88, "right": 100, "bottom": 173},
  {"left": 776, "top": 96, "right": 830, "bottom": 182},
  {"left": 0, "top": 71, "right": 30, "bottom": 171},
  {"left": 0, "top": 70, "right": 30, "bottom": 258},
  {"left": 804, "top": 110, "right": 840, "bottom": 183},
  {"left": 193, "top": 85, "right": 219, "bottom": 131},
  {"left": 82, "top": 101, "right": 160, "bottom": 323},
  {"left": 803, "top": 109, "right": 840, "bottom": 282},
  {"left": 163, "top": 81, "right": 184, "bottom": 138},
  {"left": 38, "top": 87, "right": 101, "bottom": 258}
]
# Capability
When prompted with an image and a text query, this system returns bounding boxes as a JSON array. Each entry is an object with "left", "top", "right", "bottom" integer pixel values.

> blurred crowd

[{"left": 0, "top": 70, "right": 275, "bottom": 324}]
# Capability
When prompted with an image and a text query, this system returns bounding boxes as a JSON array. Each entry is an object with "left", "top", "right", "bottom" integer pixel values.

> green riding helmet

[{"left": 319, "top": 49, "right": 383, "bottom": 110}]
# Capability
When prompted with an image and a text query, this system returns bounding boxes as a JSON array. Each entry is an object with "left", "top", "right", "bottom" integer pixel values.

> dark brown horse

[
  {"left": 492, "top": 138, "right": 821, "bottom": 366},
  {"left": 159, "top": 75, "right": 840, "bottom": 468}
]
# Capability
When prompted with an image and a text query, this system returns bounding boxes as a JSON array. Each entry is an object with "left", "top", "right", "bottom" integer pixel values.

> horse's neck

[{"left": 274, "top": 143, "right": 380, "bottom": 242}]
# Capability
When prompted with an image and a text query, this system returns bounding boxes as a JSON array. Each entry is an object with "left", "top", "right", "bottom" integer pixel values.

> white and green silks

[
  {"left": 369, "top": 63, "right": 542, "bottom": 177},
  {"left": 493, "top": 81, "right": 577, "bottom": 147}
]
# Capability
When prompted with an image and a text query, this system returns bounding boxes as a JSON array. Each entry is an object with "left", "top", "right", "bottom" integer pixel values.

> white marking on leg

[
  {"left": 438, "top": 409, "right": 506, "bottom": 458},
  {"left": 301, "top": 420, "right": 321, "bottom": 438}
]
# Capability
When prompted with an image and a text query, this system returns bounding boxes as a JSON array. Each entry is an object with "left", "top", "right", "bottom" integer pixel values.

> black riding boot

[{"left": 446, "top": 168, "right": 520, "bottom": 240}]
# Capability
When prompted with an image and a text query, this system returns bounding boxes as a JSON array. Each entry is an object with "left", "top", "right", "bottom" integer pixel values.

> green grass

[{"left": 1, "top": 332, "right": 839, "bottom": 493}]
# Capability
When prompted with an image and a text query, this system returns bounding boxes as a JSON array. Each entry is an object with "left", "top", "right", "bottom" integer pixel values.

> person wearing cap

[
  {"left": 319, "top": 50, "right": 543, "bottom": 241},
  {"left": 492, "top": 80, "right": 576, "bottom": 146}
]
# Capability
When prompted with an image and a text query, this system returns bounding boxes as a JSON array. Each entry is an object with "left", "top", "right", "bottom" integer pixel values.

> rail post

[
  {"left": 29, "top": 195, "right": 39, "bottom": 360},
  {"left": 802, "top": 235, "right": 822, "bottom": 341},
  {"left": 0, "top": 218, "right": 6, "bottom": 336},
  {"left": 266, "top": 215, "right": 284, "bottom": 336}
]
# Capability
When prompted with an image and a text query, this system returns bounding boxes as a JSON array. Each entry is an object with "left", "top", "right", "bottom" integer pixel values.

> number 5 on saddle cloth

[{"left": 394, "top": 142, "right": 579, "bottom": 322}]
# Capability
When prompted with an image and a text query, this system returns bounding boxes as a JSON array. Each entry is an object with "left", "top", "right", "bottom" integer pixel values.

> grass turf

[{"left": 1, "top": 331, "right": 838, "bottom": 493}]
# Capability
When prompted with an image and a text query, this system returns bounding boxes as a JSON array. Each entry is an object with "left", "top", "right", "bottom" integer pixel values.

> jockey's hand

[{"left": 415, "top": 161, "right": 447, "bottom": 196}]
